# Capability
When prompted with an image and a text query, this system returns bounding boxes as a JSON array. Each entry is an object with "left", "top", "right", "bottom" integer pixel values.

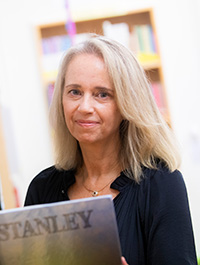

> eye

[
  {"left": 98, "top": 92, "right": 109, "bottom": 98},
  {"left": 95, "top": 89, "right": 114, "bottom": 99},
  {"left": 69, "top": 89, "right": 82, "bottom": 96}
]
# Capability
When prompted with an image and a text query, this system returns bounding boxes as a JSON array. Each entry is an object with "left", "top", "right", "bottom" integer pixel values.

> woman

[{"left": 25, "top": 35, "right": 197, "bottom": 264}]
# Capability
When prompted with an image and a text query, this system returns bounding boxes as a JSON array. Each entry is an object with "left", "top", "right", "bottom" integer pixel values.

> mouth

[{"left": 76, "top": 120, "right": 100, "bottom": 128}]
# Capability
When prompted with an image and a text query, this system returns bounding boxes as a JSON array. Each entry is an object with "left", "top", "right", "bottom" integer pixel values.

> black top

[{"left": 24, "top": 165, "right": 197, "bottom": 265}]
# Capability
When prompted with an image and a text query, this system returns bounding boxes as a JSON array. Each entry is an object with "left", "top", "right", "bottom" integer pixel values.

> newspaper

[{"left": 0, "top": 195, "right": 121, "bottom": 265}]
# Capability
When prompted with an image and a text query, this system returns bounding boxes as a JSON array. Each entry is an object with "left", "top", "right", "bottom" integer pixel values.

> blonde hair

[{"left": 50, "top": 34, "right": 181, "bottom": 183}]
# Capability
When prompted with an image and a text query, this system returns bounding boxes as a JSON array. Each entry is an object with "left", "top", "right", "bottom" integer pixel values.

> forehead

[
  {"left": 64, "top": 52, "right": 115, "bottom": 90},
  {"left": 65, "top": 53, "right": 109, "bottom": 81},
  {"left": 67, "top": 53, "right": 104, "bottom": 69}
]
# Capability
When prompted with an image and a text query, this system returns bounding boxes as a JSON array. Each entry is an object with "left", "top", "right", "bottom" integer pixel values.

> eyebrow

[
  {"left": 65, "top": 84, "right": 80, "bottom": 89},
  {"left": 94, "top": 87, "right": 114, "bottom": 93},
  {"left": 65, "top": 84, "right": 114, "bottom": 93}
]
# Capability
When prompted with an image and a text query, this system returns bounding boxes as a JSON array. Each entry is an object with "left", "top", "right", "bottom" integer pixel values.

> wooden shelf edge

[{"left": 36, "top": 7, "right": 154, "bottom": 29}]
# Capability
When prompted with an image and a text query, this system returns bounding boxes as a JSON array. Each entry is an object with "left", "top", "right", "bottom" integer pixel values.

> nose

[{"left": 78, "top": 94, "right": 94, "bottom": 113}]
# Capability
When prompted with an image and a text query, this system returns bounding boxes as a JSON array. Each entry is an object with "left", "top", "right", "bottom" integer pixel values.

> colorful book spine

[
  {"left": 42, "top": 35, "right": 72, "bottom": 54},
  {"left": 135, "top": 25, "right": 145, "bottom": 53},
  {"left": 47, "top": 82, "right": 55, "bottom": 106},
  {"left": 129, "top": 24, "right": 159, "bottom": 63},
  {"left": 147, "top": 24, "right": 157, "bottom": 53},
  {"left": 151, "top": 82, "right": 165, "bottom": 111}
]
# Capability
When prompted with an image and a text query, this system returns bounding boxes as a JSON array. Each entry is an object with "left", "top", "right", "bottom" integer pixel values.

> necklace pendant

[{"left": 92, "top": 191, "right": 98, "bottom": 197}]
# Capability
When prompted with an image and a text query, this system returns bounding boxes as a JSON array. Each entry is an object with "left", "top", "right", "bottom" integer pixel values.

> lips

[{"left": 76, "top": 120, "right": 99, "bottom": 128}]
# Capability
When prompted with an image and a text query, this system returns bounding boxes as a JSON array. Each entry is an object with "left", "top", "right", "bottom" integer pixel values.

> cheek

[
  {"left": 114, "top": 112, "right": 123, "bottom": 128},
  {"left": 113, "top": 104, "right": 123, "bottom": 120},
  {"left": 62, "top": 100, "right": 74, "bottom": 123},
  {"left": 107, "top": 106, "right": 123, "bottom": 127}
]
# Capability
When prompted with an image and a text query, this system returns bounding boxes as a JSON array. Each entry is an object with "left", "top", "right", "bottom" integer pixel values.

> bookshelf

[{"left": 36, "top": 8, "right": 170, "bottom": 123}]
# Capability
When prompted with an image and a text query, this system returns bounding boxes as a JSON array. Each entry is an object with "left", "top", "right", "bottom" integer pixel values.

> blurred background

[{"left": 0, "top": 0, "right": 199, "bottom": 257}]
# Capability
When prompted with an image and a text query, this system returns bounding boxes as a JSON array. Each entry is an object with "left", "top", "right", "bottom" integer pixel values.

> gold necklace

[{"left": 82, "top": 177, "right": 116, "bottom": 197}]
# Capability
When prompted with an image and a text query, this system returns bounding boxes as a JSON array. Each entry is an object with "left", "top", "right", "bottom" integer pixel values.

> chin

[{"left": 77, "top": 137, "right": 102, "bottom": 145}]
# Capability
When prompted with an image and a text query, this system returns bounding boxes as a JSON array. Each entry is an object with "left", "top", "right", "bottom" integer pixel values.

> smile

[{"left": 76, "top": 120, "right": 99, "bottom": 128}]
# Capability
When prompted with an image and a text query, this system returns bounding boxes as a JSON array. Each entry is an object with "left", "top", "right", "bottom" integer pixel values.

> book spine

[
  {"left": 129, "top": 25, "right": 140, "bottom": 56},
  {"left": 140, "top": 24, "right": 152, "bottom": 54},
  {"left": 151, "top": 82, "right": 165, "bottom": 110},
  {"left": 147, "top": 24, "right": 157, "bottom": 53},
  {"left": 135, "top": 25, "right": 145, "bottom": 53}
]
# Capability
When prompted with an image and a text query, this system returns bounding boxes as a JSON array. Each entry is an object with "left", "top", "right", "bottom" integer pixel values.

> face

[{"left": 62, "top": 53, "right": 123, "bottom": 146}]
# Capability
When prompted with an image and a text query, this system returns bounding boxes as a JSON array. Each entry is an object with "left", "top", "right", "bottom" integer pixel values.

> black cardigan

[{"left": 24, "top": 165, "right": 198, "bottom": 265}]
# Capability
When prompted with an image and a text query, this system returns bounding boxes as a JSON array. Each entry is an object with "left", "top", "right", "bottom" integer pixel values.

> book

[
  {"left": 151, "top": 82, "right": 165, "bottom": 111},
  {"left": 103, "top": 21, "right": 130, "bottom": 48},
  {"left": 147, "top": 24, "right": 157, "bottom": 53},
  {"left": 42, "top": 35, "right": 72, "bottom": 54},
  {"left": 134, "top": 25, "right": 145, "bottom": 53},
  {"left": 130, "top": 24, "right": 159, "bottom": 64},
  {"left": 129, "top": 25, "right": 140, "bottom": 56},
  {"left": 0, "top": 195, "right": 121, "bottom": 265},
  {"left": 47, "top": 82, "right": 55, "bottom": 106}
]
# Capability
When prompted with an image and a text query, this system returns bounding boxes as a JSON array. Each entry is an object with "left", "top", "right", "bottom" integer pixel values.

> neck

[
  {"left": 72, "top": 141, "right": 122, "bottom": 199},
  {"left": 78, "top": 140, "right": 121, "bottom": 181}
]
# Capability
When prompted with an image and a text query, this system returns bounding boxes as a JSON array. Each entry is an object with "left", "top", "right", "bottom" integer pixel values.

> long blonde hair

[{"left": 49, "top": 34, "right": 181, "bottom": 183}]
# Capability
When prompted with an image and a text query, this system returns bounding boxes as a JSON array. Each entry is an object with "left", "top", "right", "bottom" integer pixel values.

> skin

[
  {"left": 62, "top": 53, "right": 129, "bottom": 265},
  {"left": 63, "top": 53, "right": 123, "bottom": 199},
  {"left": 121, "top": 257, "right": 129, "bottom": 265},
  {"left": 63, "top": 53, "right": 122, "bottom": 147}
]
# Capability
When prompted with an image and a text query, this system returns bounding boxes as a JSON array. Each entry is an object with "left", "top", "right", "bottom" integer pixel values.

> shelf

[
  {"left": 36, "top": 8, "right": 170, "bottom": 122},
  {"left": 140, "top": 58, "right": 161, "bottom": 70}
]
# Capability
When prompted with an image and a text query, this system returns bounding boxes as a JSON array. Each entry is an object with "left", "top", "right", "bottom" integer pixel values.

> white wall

[{"left": 0, "top": 0, "right": 199, "bottom": 256}]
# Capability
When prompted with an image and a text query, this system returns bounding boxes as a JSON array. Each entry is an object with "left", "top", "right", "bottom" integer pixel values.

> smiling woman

[
  {"left": 24, "top": 35, "right": 198, "bottom": 265},
  {"left": 62, "top": 53, "right": 122, "bottom": 147}
]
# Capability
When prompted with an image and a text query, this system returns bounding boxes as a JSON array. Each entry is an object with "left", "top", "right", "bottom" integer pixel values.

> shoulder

[
  {"left": 29, "top": 166, "right": 63, "bottom": 185},
  {"left": 137, "top": 166, "right": 197, "bottom": 263},
  {"left": 24, "top": 166, "right": 74, "bottom": 206},
  {"left": 138, "top": 164, "right": 189, "bottom": 220},
  {"left": 141, "top": 164, "right": 185, "bottom": 194},
  {"left": 25, "top": 166, "right": 63, "bottom": 194}
]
